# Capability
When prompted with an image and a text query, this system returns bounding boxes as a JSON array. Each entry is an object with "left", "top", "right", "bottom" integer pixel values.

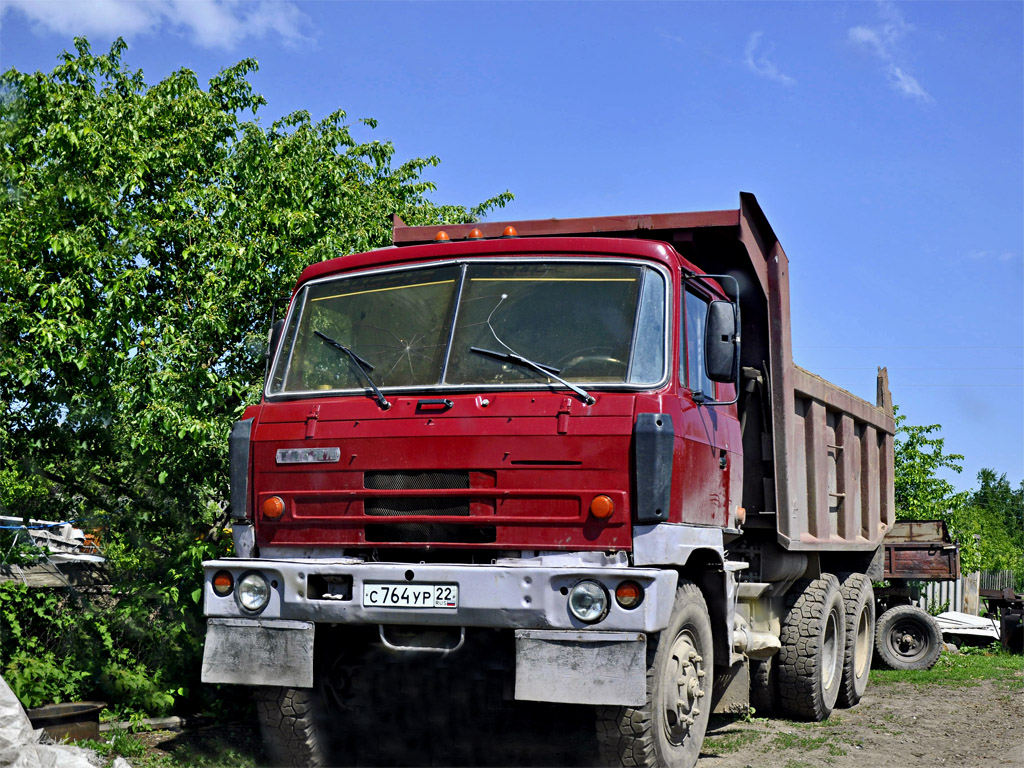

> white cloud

[
  {"left": 889, "top": 66, "right": 929, "bottom": 102},
  {"left": 848, "top": 1, "right": 932, "bottom": 104},
  {"left": 968, "top": 250, "right": 1019, "bottom": 263},
  {"left": 744, "top": 31, "right": 796, "bottom": 87},
  {"left": 1, "top": 0, "right": 312, "bottom": 50}
]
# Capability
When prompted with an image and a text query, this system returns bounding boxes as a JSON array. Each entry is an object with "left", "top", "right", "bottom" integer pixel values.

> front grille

[
  {"left": 364, "top": 524, "right": 496, "bottom": 544},
  {"left": 364, "top": 470, "right": 471, "bottom": 517},
  {"left": 365, "top": 498, "right": 470, "bottom": 517},
  {"left": 365, "top": 471, "right": 469, "bottom": 490}
]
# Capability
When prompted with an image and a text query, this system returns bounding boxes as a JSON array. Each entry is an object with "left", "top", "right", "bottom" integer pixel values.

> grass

[
  {"left": 700, "top": 728, "right": 763, "bottom": 755},
  {"left": 769, "top": 730, "right": 846, "bottom": 757},
  {"left": 870, "top": 646, "right": 1024, "bottom": 689},
  {"left": 80, "top": 724, "right": 262, "bottom": 768}
]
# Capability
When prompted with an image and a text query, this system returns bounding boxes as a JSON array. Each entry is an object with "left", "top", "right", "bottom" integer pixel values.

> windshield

[{"left": 268, "top": 260, "right": 666, "bottom": 397}]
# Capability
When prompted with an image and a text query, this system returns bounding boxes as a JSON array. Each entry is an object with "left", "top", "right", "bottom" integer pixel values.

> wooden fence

[
  {"left": 980, "top": 569, "right": 1016, "bottom": 591},
  {"left": 915, "top": 570, "right": 1017, "bottom": 615}
]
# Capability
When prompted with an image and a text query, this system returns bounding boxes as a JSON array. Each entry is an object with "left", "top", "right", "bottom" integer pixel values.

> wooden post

[{"left": 963, "top": 571, "right": 981, "bottom": 616}]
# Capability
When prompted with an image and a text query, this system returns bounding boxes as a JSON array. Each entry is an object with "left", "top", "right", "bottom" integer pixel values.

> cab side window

[{"left": 682, "top": 288, "right": 715, "bottom": 400}]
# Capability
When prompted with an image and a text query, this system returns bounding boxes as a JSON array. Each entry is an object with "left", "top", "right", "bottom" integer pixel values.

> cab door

[{"left": 676, "top": 285, "right": 732, "bottom": 526}]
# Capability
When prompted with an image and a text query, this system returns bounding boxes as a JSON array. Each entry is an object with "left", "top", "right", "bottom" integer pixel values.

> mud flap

[
  {"left": 202, "top": 618, "right": 314, "bottom": 687},
  {"left": 514, "top": 630, "right": 646, "bottom": 706}
]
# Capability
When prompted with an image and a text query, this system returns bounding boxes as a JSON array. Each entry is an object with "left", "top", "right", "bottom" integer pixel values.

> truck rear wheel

[
  {"left": 596, "top": 580, "right": 713, "bottom": 768},
  {"left": 255, "top": 686, "right": 329, "bottom": 767},
  {"left": 836, "top": 573, "right": 875, "bottom": 708},
  {"left": 874, "top": 605, "right": 943, "bottom": 671},
  {"left": 777, "top": 574, "right": 845, "bottom": 721},
  {"left": 749, "top": 657, "right": 778, "bottom": 717}
]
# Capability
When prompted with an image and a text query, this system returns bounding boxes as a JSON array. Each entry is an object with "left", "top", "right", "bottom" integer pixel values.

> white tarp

[
  {"left": 0, "top": 675, "right": 127, "bottom": 768},
  {"left": 935, "top": 610, "right": 1001, "bottom": 641}
]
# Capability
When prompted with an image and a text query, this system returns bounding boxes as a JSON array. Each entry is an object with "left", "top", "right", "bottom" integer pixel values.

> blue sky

[{"left": 2, "top": 1, "right": 1021, "bottom": 494}]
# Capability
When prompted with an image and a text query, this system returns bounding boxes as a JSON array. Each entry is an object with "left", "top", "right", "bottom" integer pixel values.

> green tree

[
  {"left": 892, "top": 407, "right": 980, "bottom": 569},
  {"left": 963, "top": 470, "right": 1024, "bottom": 589},
  {"left": 893, "top": 406, "right": 969, "bottom": 520},
  {"left": 0, "top": 38, "right": 510, "bottom": 712},
  {"left": 894, "top": 410, "right": 1023, "bottom": 579}
]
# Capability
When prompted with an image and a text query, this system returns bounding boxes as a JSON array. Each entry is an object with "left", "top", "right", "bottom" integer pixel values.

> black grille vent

[
  {"left": 365, "top": 498, "right": 470, "bottom": 517},
  {"left": 364, "top": 471, "right": 470, "bottom": 517},
  {"left": 365, "top": 471, "right": 469, "bottom": 490},
  {"left": 365, "top": 524, "right": 496, "bottom": 544}
]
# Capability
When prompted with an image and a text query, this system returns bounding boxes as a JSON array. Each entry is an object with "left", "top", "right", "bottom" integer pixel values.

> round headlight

[
  {"left": 568, "top": 580, "right": 609, "bottom": 623},
  {"left": 237, "top": 572, "right": 270, "bottom": 612}
]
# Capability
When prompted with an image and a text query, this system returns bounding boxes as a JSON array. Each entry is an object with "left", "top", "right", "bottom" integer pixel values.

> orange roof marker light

[
  {"left": 434, "top": 231, "right": 450, "bottom": 242},
  {"left": 502, "top": 226, "right": 518, "bottom": 238},
  {"left": 468, "top": 228, "right": 484, "bottom": 239}
]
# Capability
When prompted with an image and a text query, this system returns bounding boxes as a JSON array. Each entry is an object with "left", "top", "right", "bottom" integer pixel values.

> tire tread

[
  {"left": 255, "top": 686, "right": 327, "bottom": 767},
  {"left": 836, "top": 572, "right": 874, "bottom": 708},
  {"left": 595, "top": 581, "right": 710, "bottom": 768},
  {"left": 873, "top": 604, "right": 943, "bottom": 671},
  {"left": 777, "top": 574, "right": 845, "bottom": 721}
]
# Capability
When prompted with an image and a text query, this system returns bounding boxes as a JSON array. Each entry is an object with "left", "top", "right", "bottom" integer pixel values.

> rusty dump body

[
  {"left": 392, "top": 192, "right": 895, "bottom": 554},
  {"left": 882, "top": 520, "right": 960, "bottom": 581}
]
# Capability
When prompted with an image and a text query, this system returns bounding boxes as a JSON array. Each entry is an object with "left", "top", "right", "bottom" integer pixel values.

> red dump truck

[{"left": 201, "top": 193, "right": 895, "bottom": 768}]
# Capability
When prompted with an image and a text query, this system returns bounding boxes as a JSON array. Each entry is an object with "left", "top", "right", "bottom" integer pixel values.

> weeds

[
  {"left": 83, "top": 726, "right": 261, "bottom": 768},
  {"left": 870, "top": 647, "right": 1024, "bottom": 689},
  {"left": 769, "top": 730, "right": 846, "bottom": 757},
  {"left": 700, "top": 728, "right": 762, "bottom": 755}
]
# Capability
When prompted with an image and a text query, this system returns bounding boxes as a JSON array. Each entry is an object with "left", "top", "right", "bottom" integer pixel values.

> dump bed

[
  {"left": 392, "top": 193, "right": 895, "bottom": 553},
  {"left": 883, "top": 520, "right": 960, "bottom": 580}
]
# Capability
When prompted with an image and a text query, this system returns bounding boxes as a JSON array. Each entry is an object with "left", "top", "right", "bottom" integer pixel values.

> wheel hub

[
  {"left": 889, "top": 622, "right": 926, "bottom": 660},
  {"left": 664, "top": 632, "right": 705, "bottom": 744}
]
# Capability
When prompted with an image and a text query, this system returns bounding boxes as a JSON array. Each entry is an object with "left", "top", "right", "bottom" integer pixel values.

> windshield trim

[{"left": 263, "top": 257, "right": 672, "bottom": 402}]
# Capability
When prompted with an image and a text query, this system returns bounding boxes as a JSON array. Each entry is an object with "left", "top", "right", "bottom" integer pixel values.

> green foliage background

[
  {"left": 893, "top": 408, "right": 1023, "bottom": 586},
  {"left": 0, "top": 38, "right": 509, "bottom": 713}
]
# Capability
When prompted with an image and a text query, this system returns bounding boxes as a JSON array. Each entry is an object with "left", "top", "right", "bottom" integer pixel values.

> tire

[
  {"left": 836, "top": 573, "right": 875, "bottom": 708},
  {"left": 596, "top": 580, "right": 713, "bottom": 768},
  {"left": 255, "top": 686, "right": 329, "bottom": 767},
  {"left": 749, "top": 657, "right": 777, "bottom": 717},
  {"left": 777, "top": 574, "right": 845, "bottom": 721},
  {"left": 874, "top": 605, "right": 943, "bottom": 671}
]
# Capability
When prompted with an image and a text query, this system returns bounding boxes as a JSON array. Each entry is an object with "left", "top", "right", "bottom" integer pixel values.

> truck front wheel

[
  {"left": 255, "top": 686, "right": 329, "bottom": 767},
  {"left": 596, "top": 580, "right": 713, "bottom": 768},
  {"left": 836, "top": 573, "right": 875, "bottom": 708},
  {"left": 777, "top": 574, "right": 845, "bottom": 721},
  {"left": 874, "top": 605, "right": 942, "bottom": 671}
]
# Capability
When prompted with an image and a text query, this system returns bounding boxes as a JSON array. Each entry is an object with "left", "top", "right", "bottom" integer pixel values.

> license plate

[{"left": 362, "top": 582, "right": 459, "bottom": 609}]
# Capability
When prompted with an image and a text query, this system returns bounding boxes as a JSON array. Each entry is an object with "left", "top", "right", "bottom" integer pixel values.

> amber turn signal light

[
  {"left": 262, "top": 496, "right": 285, "bottom": 519},
  {"left": 615, "top": 580, "right": 643, "bottom": 609},
  {"left": 212, "top": 570, "right": 234, "bottom": 596},
  {"left": 590, "top": 495, "right": 615, "bottom": 519}
]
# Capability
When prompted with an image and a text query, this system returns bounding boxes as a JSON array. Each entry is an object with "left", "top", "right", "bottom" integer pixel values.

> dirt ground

[
  {"left": 136, "top": 669, "right": 1024, "bottom": 768},
  {"left": 697, "top": 675, "right": 1024, "bottom": 768}
]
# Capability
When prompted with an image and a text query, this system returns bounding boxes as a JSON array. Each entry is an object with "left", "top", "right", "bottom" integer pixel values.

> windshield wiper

[
  {"left": 470, "top": 346, "right": 594, "bottom": 406},
  {"left": 314, "top": 331, "right": 391, "bottom": 410}
]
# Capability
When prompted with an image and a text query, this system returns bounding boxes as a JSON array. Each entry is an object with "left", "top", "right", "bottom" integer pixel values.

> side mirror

[{"left": 705, "top": 300, "right": 738, "bottom": 383}]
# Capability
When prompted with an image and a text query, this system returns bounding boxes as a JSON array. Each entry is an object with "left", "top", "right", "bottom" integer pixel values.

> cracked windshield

[{"left": 268, "top": 261, "right": 665, "bottom": 395}]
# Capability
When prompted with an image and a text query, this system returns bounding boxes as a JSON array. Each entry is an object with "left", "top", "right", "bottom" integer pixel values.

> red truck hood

[{"left": 248, "top": 392, "right": 638, "bottom": 552}]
